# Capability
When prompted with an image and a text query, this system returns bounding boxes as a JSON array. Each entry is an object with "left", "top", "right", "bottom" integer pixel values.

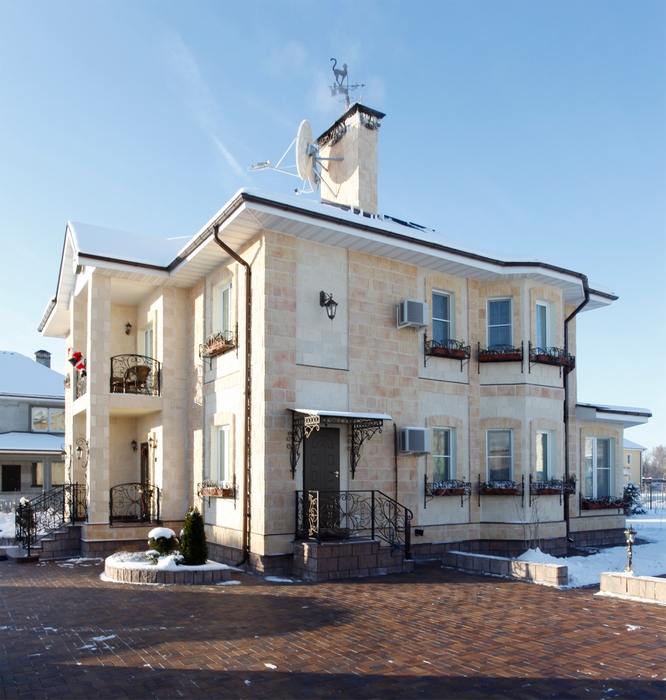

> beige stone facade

[{"left": 40, "top": 103, "right": 650, "bottom": 573}]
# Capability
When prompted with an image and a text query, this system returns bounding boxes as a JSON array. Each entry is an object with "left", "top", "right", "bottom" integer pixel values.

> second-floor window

[
  {"left": 487, "top": 299, "right": 512, "bottom": 347},
  {"left": 214, "top": 283, "right": 231, "bottom": 335},
  {"left": 432, "top": 292, "right": 452, "bottom": 344},
  {"left": 536, "top": 302, "right": 549, "bottom": 349},
  {"left": 31, "top": 407, "right": 65, "bottom": 432},
  {"left": 142, "top": 323, "right": 154, "bottom": 358}
]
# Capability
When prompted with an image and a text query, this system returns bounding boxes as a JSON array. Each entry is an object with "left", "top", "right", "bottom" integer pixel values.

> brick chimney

[
  {"left": 34, "top": 350, "right": 51, "bottom": 368},
  {"left": 316, "top": 103, "right": 385, "bottom": 215}
]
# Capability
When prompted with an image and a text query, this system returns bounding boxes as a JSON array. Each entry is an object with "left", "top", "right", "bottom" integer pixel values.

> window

[
  {"left": 213, "top": 283, "right": 231, "bottom": 334},
  {"left": 432, "top": 292, "right": 452, "bottom": 344},
  {"left": 31, "top": 407, "right": 65, "bottom": 432},
  {"left": 627, "top": 454, "right": 632, "bottom": 465},
  {"left": 536, "top": 303, "right": 549, "bottom": 350},
  {"left": 52, "top": 461, "right": 65, "bottom": 486},
  {"left": 212, "top": 425, "right": 229, "bottom": 483},
  {"left": 487, "top": 429, "right": 512, "bottom": 481},
  {"left": 487, "top": 299, "right": 512, "bottom": 347},
  {"left": 584, "top": 437, "right": 613, "bottom": 498},
  {"left": 31, "top": 462, "right": 43, "bottom": 487},
  {"left": 536, "top": 431, "right": 552, "bottom": 481},
  {"left": 432, "top": 428, "right": 455, "bottom": 481},
  {"left": 142, "top": 323, "right": 154, "bottom": 358}
]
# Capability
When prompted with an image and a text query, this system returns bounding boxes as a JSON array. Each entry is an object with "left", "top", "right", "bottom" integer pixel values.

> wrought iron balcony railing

[
  {"left": 424, "top": 476, "right": 472, "bottom": 508},
  {"left": 15, "top": 484, "right": 88, "bottom": 555},
  {"left": 424, "top": 335, "right": 470, "bottom": 370},
  {"left": 109, "top": 482, "right": 161, "bottom": 526},
  {"left": 75, "top": 371, "right": 87, "bottom": 400},
  {"left": 528, "top": 342, "right": 575, "bottom": 375},
  {"left": 110, "top": 355, "right": 161, "bottom": 396},
  {"left": 478, "top": 342, "right": 524, "bottom": 373},
  {"left": 295, "top": 490, "right": 413, "bottom": 558}
]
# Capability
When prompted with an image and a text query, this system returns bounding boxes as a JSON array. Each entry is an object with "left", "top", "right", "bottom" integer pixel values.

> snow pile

[
  {"left": 518, "top": 512, "right": 666, "bottom": 588},
  {"left": 107, "top": 550, "right": 229, "bottom": 572},
  {"left": 148, "top": 527, "right": 176, "bottom": 540},
  {"left": 0, "top": 513, "right": 14, "bottom": 538}
]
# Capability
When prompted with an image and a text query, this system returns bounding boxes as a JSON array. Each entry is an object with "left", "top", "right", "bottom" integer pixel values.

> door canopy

[{"left": 287, "top": 409, "right": 391, "bottom": 479}]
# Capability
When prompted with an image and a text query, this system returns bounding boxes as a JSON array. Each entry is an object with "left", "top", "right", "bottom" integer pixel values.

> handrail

[
  {"left": 295, "top": 489, "right": 413, "bottom": 559},
  {"left": 15, "top": 484, "right": 88, "bottom": 555}
]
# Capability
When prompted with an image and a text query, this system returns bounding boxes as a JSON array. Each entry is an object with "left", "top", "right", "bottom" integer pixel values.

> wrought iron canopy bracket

[{"left": 287, "top": 411, "right": 385, "bottom": 479}]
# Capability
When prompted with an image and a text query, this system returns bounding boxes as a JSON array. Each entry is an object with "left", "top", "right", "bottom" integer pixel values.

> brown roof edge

[{"left": 316, "top": 103, "right": 386, "bottom": 143}]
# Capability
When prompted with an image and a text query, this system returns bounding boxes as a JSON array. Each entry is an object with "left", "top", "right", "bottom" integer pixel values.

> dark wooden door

[
  {"left": 140, "top": 442, "right": 150, "bottom": 484},
  {"left": 304, "top": 428, "right": 340, "bottom": 534},
  {"left": 2, "top": 465, "right": 21, "bottom": 492}
]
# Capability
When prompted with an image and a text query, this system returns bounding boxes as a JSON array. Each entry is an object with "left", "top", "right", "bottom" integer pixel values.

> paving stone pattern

[{"left": 0, "top": 558, "right": 664, "bottom": 699}]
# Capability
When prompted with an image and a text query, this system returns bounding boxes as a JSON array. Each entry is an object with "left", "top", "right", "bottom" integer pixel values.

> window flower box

[
  {"left": 532, "top": 480, "right": 565, "bottom": 495},
  {"left": 203, "top": 331, "right": 237, "bottom": 358},
  {"left": 432, "top": 486, "right": 466, "bottom": 496},
  {"left": 198, "top": 481, "right": 234, "bottom": 499},
  {"left": 580, "top": 497, "right": 625, "bottom": 511},
  {"left": 478, "top": 344, "right": 523, "bottom": 363},
  {"left": 479, "top": 480, "right": 520, "bottom": 496}
]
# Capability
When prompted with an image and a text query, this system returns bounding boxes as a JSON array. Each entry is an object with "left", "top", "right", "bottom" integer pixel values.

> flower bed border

[{"left": 104, "top": 558, "right": 231, "bottom": 585}]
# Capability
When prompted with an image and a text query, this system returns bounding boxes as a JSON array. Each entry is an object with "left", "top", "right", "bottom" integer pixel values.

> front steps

[
  {"left": 292, "top": 539, "right": 414, "bottom": 582},
  {"left": 1, "top": 525, "right": 82, "bottom": 563}
]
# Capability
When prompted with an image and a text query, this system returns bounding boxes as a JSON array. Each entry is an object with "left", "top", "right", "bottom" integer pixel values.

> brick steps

[{"left": 293, "top": 539, "right": 413, "bottom": 582}]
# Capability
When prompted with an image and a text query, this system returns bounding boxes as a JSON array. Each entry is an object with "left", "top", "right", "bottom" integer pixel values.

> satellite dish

[{"left": 295, "top": 120, "right": 320, "bottom": 192}]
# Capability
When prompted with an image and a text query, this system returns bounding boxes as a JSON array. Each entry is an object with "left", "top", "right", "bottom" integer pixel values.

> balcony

[
  {"left": 109, "top": 482, "right": 161, "bottom": 526},
  {"left": 528, "top": 342, "right": 575, "bottom": 376},
  {"left": 110, "top": 355, "right": 161, "bottom": 396}
]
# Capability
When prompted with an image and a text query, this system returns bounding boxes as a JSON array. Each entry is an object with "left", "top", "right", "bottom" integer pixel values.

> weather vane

[{"left": 329, "top": 58, "right": 364, "bottom": 109}]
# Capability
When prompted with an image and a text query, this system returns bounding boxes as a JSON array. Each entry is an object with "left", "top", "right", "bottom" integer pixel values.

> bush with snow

[
  {"left": 147, "top": 526, "right": 179, "bottom": 556},
  {"left": 180, "top": 507, "right": 208, "bottom": 566}
]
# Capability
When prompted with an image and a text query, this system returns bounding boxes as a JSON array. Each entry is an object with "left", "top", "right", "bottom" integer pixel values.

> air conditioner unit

[
  {"left": 398, "top": 427, "right": 431, "bottom": 455},
  {"left": 397, "top": 299, "right": 429, "bottom": 329}
]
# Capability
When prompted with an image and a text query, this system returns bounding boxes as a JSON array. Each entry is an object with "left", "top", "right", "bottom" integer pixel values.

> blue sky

[{"left": 0, "top": 0, "right": 663, "bottom": 448}]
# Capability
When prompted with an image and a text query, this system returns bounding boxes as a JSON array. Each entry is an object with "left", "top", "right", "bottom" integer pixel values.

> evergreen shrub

[{"left": 180, "top": 507, "right": 208, "bottom": 565}]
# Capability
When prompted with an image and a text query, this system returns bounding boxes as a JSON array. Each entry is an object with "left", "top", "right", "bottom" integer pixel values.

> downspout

[
  {"left": 563, "top": 275, "right": 590, "bottom": 547},
  {"left": 213, "top": 226, "right": 252, "bottom": 567}
]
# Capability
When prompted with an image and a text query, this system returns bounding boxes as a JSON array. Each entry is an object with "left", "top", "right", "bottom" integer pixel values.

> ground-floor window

[
  {"left": 211, "top": 426, "right": 229, "bottom": 483},
  {"left": 487, "top": 429, "right": 513, "bottom": 481},
  {"left": 31, "top": 462, "right": 43, "bottom": 487},
  {"left": 52, "top": 461, "right": 65, "bottom": 486},
  {"left": 584, "top": 437, "right": 613, "bottom": 498},
  {"left": 432, "top": 428, "right": 455, "bottom": 481}
]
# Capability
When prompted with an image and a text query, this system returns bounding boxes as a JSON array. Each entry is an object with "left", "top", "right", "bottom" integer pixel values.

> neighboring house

[
  {"left": 622, "top": 437, "right": 647, "bottom": 485},
  {"left": 0, "top": 350, "right": 65, "bottom": 502},
  {"left": 38, "top": 102, "right": 651, "bottom": 573}
]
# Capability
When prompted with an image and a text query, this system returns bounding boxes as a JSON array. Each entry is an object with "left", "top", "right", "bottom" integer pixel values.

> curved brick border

[{"left": 105, "top": 559, "right": 231, "bottom": 585}]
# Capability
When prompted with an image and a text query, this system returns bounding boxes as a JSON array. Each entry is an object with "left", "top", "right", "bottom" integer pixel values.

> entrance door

[
  {"left": 303, "top": 428, "right": 340, "bottom": 535},
  {"left": 140, "top": 442, "right": 150, "bottom": 485},
  {"left": 2, "top": 465, "right": 21, "bottom": 492}
]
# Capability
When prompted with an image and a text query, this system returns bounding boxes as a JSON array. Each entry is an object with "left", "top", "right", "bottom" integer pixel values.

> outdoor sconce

[
  {"left": 624, "top": 524, "right": 637, "bottom": 572},
  {"left": 148, "top": 435, "right": 157, "bottom": 450},
  {"left": 75, "top": 438, "right": 89, "bottom": 469},
  {"left": 125, "top": 322, "right": 132, "bottom": 335},
  {"left": 320, "top": 291, "right": 338, "bottom": 320},
  {"left": 131, "top": 439, "right": 138, "bottom": 452}
]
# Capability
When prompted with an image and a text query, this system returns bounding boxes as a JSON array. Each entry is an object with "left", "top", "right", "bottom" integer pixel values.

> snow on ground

[
  {"left": 106, "top": 551, "right": 230, "bottom": 572},
  {"left": 518, "top": 512, "right": 666, "bottom": 588},
  {"left": 0, "top": 512, "right": 14, "bottom": 538}
]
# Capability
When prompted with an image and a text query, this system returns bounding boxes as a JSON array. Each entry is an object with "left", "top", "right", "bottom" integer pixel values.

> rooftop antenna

[{"left": 329, "top": 58, "right": 364, "bottom": 110}]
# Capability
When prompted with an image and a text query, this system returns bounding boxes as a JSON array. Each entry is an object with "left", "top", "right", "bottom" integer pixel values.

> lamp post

[{"left": 624, "top": 524, "right": 636, "bottom": 573}]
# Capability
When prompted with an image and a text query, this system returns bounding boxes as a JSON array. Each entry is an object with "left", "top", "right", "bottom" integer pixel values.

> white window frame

[
  {"left": 432, "top": 427, "right": 456, "bottom": 481},
  {"left": 432, "top": 291, "right": 453, "bottom": 344},
  {"left": 584, "top": 436, "right": 614, "bottom": 498},
  {"left": 31, "top": 407, "right": 65, "bottom": 433},
  {"left": 536, "top": 302, "right": 550, "bottom": 350},
  {"left": 487, "top": 298, "right": 512, "bottom": 348},
  {"left": 535, "top": 430, "right": 553, "bottom": 481},
  {"left": 211, "top": 425, "right": 230, "bottom": 484},
  {"left": 141, "top": 323, "right": 154, "bottom": 359},
  {"left": 213, "top": 282, "right": 232, "bottom": 335},
  {"left": 626, "top": 453, "right": 632, "bottom": 465},
  {"left": 487, "top": 429, "right": 513, "bottom": 481}
]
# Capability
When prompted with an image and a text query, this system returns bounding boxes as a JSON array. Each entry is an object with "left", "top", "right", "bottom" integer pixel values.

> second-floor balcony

[{"left": 110, "top": 355, "right": 161, "bottom": 396}]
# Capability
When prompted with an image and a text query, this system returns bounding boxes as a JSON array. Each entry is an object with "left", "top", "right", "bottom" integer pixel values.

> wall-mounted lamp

[
  {"left": 131, "top": 439, "right": 138, "bottom": 452},
  {"left": 125, "top": 322, "right": 132, "bottom": 335},
  {"left": 320, "top": 291, "right": 338, "bottom": 321},
  {"left": 148, "top": 435, "right": 158, "bottom": 450},
  {"left": 75, "top": 438, "right": 89, "bottom": 468}
]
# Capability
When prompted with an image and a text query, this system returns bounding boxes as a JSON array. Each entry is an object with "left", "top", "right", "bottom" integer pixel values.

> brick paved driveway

[{"left": 0, "top": 558, "right": 664, "bottom": 699}]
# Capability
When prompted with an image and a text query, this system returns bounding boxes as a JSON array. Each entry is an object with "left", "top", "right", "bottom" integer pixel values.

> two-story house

[
  {"left": 0, "top": 351, "right": 65, "bottom": 504},
  {"left": 38, "top": 102, "right": 650, "bottom": 576}
]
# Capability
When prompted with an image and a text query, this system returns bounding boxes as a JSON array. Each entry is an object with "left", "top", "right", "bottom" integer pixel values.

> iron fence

[
  {"left": 109, "top": 482, "right": 161, "bottom": 526},
  {"left": 641, "top": 479, "right": 666, "bottom": 510},
  {"left": 295, "top": 490, "right": 413, "bottom": 558}
]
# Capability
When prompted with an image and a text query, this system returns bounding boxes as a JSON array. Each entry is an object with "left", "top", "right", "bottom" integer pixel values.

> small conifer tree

[{"left": 180, "top": 507, "right": 208, "bottom": 565}]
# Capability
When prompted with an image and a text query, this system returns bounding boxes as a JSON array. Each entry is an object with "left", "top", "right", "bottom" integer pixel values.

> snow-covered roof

[
  {"left": 0, "top": 351, "right": 64, "bottom": 400},
  {"left": 576, "top": 402, "right": 652, "bottom": 429},
  {"left": 40, "top": 188, "right": 618, "bottom": 338},
  {"left": 623, "top": 438, "right": 647, "bottom": 451},
  {"left": 0, "top": 431, "right": 64, "bottom": 455}
]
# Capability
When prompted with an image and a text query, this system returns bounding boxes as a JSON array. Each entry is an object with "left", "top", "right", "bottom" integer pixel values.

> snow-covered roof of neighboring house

[
  {"left": 40, "top": 189, "right": 618, "bottom": 338},
  {"left": 623, "top": 438, "right": 647, "bottom": 451},
  {"left": 0, "top": 431, "right": 65, "bottom": 455},
  {"left": 576, "top": 402, "right": 652, "bottom": 429},
  {"left": 0, "top": 351, "right": 64, "bottom": 400}
]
